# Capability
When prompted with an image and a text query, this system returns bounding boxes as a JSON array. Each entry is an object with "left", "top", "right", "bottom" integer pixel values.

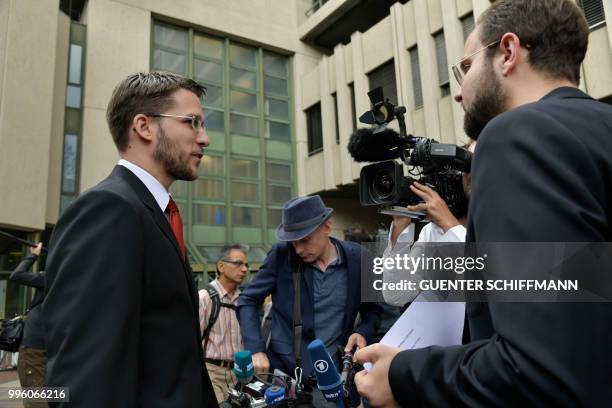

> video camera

[{"left": 347, "top": 87, "right": 472, "bottom": 219}]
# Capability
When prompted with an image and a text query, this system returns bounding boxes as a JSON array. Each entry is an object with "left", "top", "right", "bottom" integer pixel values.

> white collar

[{"left": 118, "top": 159, "right": 170, "bottom": 212}]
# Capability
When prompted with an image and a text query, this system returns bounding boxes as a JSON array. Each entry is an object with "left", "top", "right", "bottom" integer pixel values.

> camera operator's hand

[
  {"left": 252, "top": 351, "right": 270, "bottom": 374},
  {"left": 390, "top": 216, "right": 411, "bottom": 248},
  {"left": 354, "top": 344, "right": 401, "bottom": 408},
  {"left": 30, "top": 242, "right": 43, "bottom": 257},
  {"left": 345, "top": 332, "right": 367, "bottom": 353},
  {"left": 407, "top": 182, "right": 460, "bottom": 232}
]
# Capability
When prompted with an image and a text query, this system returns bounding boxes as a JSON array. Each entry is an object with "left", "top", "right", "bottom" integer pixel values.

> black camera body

[{"left": 354, "top": 87, "right": 471, "bottom": 219}]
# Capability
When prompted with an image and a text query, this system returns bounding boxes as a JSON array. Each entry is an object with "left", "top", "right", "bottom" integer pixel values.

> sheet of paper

[{"left": 365, "top": 294, "right": 465, "bottom": 370}]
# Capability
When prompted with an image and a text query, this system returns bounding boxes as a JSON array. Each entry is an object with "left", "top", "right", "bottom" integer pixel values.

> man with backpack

[{"left": 199, "top": 244, "right": 249, "bottom": 402}]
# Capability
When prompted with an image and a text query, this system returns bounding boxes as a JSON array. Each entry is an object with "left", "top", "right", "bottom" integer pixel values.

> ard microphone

[
  {"left": 347, "top": 128, "right": 404, "bottom": 162},
  {"left": 308, "top": 339, "right": 346, "bottom": 407},
  {"left": 232, "top": 350, "right": 254, "bottom": 385}
]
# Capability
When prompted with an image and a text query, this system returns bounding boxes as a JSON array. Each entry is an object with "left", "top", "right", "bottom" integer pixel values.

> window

[
  {"left": 368, "top": 60, "right": 397, "bottom": 105},
  {"left": 264, "top": 52, "right": 291, "bottom": 141},
  {"left": 153, "top": 23, "right": 188, "bottom": 75},
  {"left": 349, "top": 83, "right": 357, "bottom": 131},
  {"left": 232, "top": 182, "right": 259, "bottom": 202},
  {"left": 409, "top": 47, "right": 423, "bottom": 109},
  {"left": 265, "top": 160, "right": 292, "bottom": 231},
  {"left": 193, "top": 153, "right": 225, "bottom": 224},
  {"left": 434, "top": 31, "right": 450, "bottom": 97},
  {"left": 197, "top": 246, "right": 222, "bottom": 263},
  {"left": 461, "top": 14, "right": 475, "bottom": 42},
  {"left": 68, "top": 44, "right": 82, "bottom": 84},
  {"left": 306, "top": 103, "right": 323, "bottom": 155},
  {"left": 332, "top": 92, "right": 339, "bottom": 144},
  {"left": 193, "top": 179, "right": 224, "bottom": 201},
  {"left": 307, "top": 0, "right": 330, "bottom": 16},
  {"left": 231, "top": 158, "right": 259, "bottom": 178},
  {"left": 267, "top": 208, "right": 282, "bottom": 226},
  {"left": 193, "top": 204, "right": 226, "bottom": 225},
  {"left": 232, "top": 206, "right": 262, "bottom": 226},
  {"left": 229, "top": 43, "right": 259, "bottom": 137},
  {"left": 66, "top": 85, "right": 81, "bottom": 109},
  {"left": 192, "top": 32, "right": 225, "bottom": 132},
  {"left": 170, "top": 180, "right": 187, "bottom": 199},
  {"left": 152, "top": 20, "right": 294, "bottom": 252},
  {"left": 579, "top": 0, "right": 605, "bottom": 28},
  {"left": 266, "top": 162, "right": 291, "bottom": 182},
  {"left": 231, "top": 155, "right": 260, "bottom": 227},
  {"left": 62, "top": 134, "right": 78, "bottom": 193},
  {"left": 199, "top": 155, "right": 225, "bottom": 177},
  {"left": 230, "top": 113, "right": 258, "bottom": 136},
  {"left": 61, "top": 22, "right": 86, "bottom": 213},
  {"left": 231, "top": 157, "right": 260, "bottom": 206},
  {"left": 267, "top": 185, "right": 291, "bottom": 204}
]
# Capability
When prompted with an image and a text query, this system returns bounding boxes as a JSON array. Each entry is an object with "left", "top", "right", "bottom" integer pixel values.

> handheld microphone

[
  {"left": 264, "top": 385, "right": 286, "bottom": 405},
  {"left": 307, "top": 339, "right": 346, "bottom": 406},
  {"left": 232, "top": 350, "right": 254, "bottom": 385},
  {"left": 347, "top": 128, "right": 406, "bottom": 162}
]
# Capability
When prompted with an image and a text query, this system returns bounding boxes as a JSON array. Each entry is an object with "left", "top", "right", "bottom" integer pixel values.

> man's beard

[
  {"left": 463, "top": 60, "right": 507, "bottom": 140},
  {"left": 153, "top": 126, "right": 198, "bottom": 181}
]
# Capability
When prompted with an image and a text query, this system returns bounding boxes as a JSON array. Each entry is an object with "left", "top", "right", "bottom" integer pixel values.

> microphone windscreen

[
  {"left": 233, "top": 350, "right": 254, "bottom": 384},
  {"left": 264, "top": 385, "right": 286, "bottom": 405},
  {"left": 347, "top": 128, "right": 404, "bottom": 162},
  {"left": 307, "top": 339, "right": 344, "bottom": 402}
]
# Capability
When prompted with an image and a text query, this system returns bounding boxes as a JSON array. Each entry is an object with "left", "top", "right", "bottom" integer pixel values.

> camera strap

[
  {"left": 290, "top": 249, "right": 304, "bottom": 379},
  {"left": 288, "top": 245, "right": 304, "bottom": 387}
]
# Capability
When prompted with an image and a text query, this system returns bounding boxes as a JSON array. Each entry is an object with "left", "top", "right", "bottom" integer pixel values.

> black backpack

[{"left": 201, "top": 283, "right": 236, "bottom": 357}]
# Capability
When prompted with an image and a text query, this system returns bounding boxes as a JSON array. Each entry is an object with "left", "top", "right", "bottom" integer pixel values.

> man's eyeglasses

[
  {"left": 451, "top": 40, "right": 501, "bottom": 86},
  {"left": 452, "top": 40, "right": 533, "bottom": 85},
  {"left": 150, "top": 114, "right": 205, "bottom": 131},
  {"left": 221, "top": 259, "right": 250, "bottom": 269}
]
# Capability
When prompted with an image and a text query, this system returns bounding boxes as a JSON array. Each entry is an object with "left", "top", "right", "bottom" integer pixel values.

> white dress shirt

[
  {"left": 118, "top": 159, "right": 170, "bottom": 213},
  {"left": 382, "top": 222, "right": 467, "bottom": 306}
]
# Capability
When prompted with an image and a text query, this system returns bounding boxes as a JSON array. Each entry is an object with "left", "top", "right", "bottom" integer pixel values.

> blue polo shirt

[{"left": 308, "top": 239, "right": 347, "bottom": 365}]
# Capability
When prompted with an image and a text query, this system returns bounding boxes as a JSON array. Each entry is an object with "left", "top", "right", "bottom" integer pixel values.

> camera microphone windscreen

[
  {"left": 307, "top": 339, "right": 345, "bottom": 404},
  {"left": 233, "top": 350, "right": 254, "bottom": 384},
  {"left": 347, "top": 127, "right": 404, "bottom": 162}
]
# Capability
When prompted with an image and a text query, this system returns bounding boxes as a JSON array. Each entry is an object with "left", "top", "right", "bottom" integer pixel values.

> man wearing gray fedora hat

[{"left": 237, "top": 195, "right": 382, "bottom": 404}]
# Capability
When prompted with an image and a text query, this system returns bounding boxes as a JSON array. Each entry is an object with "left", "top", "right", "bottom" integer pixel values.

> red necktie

[{"left": 165, "top": 198, "right": 185, "bottom": 259}]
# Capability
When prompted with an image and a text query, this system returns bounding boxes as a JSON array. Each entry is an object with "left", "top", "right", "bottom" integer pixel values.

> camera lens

[{"left": 372, "top": 169, "right": 395, "bottom": 200}]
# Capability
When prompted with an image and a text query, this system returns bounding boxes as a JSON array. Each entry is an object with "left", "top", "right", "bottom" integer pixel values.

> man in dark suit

[
  {"left": 354, "top": 0, "right": 612, "bottom": 406},
  {"left": 237, "top": 195, "right": 381, "bottom": 405},
  {"left": 44, "top": 72, "right": 218, "bottom": 407}
]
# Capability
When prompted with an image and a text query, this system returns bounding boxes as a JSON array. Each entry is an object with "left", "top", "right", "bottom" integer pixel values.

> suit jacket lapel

[
  {"left": 151, "top": 203, "right": 186, "bottom": 264},
  {"left": 113, "top": 165, "right": 198, "bottom": 309},
  {"left": 113, "top": 166, "right": 185, "bottom": 263}
]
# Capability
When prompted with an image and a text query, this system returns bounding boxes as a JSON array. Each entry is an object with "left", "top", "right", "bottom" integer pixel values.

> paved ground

[
  {"left": 0, "top": 370, "right": 18, "bottom": 385},
  {"left": 0, "top": 369, "right": 24, "bottom": 408}
]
